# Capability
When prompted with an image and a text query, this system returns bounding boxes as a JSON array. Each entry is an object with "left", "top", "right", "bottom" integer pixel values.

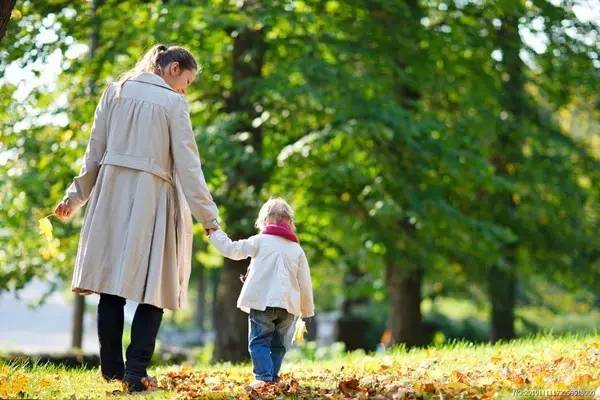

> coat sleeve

[
  {"left": 208, "top": 230, "right": 258, "bottom": 260},
  {"left": 297, "top": 249, "right": 315, "bottom": 318},
  {"left": 63, "top": 84, "right": 113, "bottom": 211},
  {"left": 168, "top": 96, "right": 220, "bottom": 229}
]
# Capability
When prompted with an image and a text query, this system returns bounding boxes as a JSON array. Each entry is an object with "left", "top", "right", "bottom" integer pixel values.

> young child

[{"left": 208, "top": 197, "right": 314, "bottom": 388}]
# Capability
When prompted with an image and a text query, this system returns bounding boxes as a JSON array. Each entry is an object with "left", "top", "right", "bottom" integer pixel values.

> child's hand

[
  {"left": 239, "top": 266, "right": 250, "bottom": 283},
  {"left": 54, "top": 200, "right": 74, "bottom": 220}
]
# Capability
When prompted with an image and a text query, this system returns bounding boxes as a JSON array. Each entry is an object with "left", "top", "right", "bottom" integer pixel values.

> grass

[{"left": 1, "top": 332, "right": 598, "bottom": 399}]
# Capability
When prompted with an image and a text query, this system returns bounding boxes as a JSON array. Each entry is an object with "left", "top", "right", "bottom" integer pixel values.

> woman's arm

[
  {"left": 62, "top": 85, "right": 113, "bottom": 212},
  {"left": 168, "top": 96, "right": 220, "bottom": 229},
  {"left": 209, "top": 230, "right": 258, "bottom": 260}
]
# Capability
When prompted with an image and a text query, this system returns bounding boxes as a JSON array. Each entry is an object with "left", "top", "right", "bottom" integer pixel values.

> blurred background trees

[{"left": 1, "top": 0, "right": 598, "bottom": 360}]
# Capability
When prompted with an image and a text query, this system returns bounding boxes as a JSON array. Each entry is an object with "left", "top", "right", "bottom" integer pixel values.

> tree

[
  {"left": 481, "top": 0, "right": 600, "bottom": 341},
  {"left": 1, "top": 0, "right": 598, "bottom": 358},
  {"left": 270, "top": 0, "right": 509, "bottom": 347},
  {"left": 0, "top": 0, "right": 16, "bottom": 41}
]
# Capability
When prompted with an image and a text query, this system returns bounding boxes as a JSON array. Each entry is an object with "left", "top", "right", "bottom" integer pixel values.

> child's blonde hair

[{"left": 255, "top": 197, "right": 295, "bottom": 231}]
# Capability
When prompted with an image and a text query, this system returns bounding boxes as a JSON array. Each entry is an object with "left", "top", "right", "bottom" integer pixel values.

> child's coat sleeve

[
  {"left": 298, "top": 250, "right": 315, "bottom": 318},
  {"left": 209, "top": 230, "right": 258, "bottom": 260}
]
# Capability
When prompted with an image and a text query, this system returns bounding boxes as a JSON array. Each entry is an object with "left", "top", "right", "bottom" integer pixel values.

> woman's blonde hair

[
  {"left": 118, "top": 44, "right": 198, "bottom": 89},
  {"left": 255, "top": 197, "right": 296, "bottom": 231}
]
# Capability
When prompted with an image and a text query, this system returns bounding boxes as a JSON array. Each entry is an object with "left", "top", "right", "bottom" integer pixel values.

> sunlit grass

[{"left": 1, "top": 332, "right": 598, "bottom": 399}]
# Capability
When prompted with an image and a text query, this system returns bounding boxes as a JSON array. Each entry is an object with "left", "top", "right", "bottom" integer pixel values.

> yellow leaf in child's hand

[
  {"left": 293, "top": 319, "right": 307, "bottom": 343},
  {"left": 38, "top": 216, "right": 53, "bottom": 241}
]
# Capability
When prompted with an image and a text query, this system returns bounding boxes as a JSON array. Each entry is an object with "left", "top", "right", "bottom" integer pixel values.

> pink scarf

[{"left": 262, "top": 223, "right": 299, "bottom": 243}]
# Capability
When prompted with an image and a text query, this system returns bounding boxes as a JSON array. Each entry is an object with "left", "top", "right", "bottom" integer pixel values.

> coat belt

[{"left": 99, "top": 151, "right": 174, "bottom": 185}]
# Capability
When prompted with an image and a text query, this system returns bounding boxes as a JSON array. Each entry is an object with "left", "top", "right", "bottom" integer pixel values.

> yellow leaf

[
  {"left": 451, "top": 370, "right": 470, "bottom": 384},
  {"left": 570, "top": 373, "right": 593, "bottom": 386},
  {"left": 414, "top": 382, "right": 436, "bottom": 394},
  {"left": 11, "top": 9, "right": 22, "bottom": 21},
  {"left": 293, "top": 319, "right": 307, "bottom": 343},
  {"left": 490, "top": 354, "right": 502, "bottom": 363},
  {"left": 507, "top": 371, "right": 528, "bottom": 386},
  {"left": 38, "top": 216, "right": 53, "bottom": 241}
]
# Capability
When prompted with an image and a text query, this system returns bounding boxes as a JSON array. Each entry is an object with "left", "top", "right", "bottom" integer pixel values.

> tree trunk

[
  {"left": 368, "top": 0, "right": 426, "bottom": 350},
  {"left": 210, "top": 268, "right": 219, "bottom": 332},
  {"left": 71, "top": 294, "right": 85, "bottom": 349},
  {"left": 0, "top": 0, "right": 16, "bottom": 42},
  {"left": 487, "top": 8, "right": 526, "bottom": 342},
  {"left": 488, "top": 264, "right": 516, "bottom": 341},
  {"left": 194, "top": 263, "right": 206, "bottom": 332},
  {"left": 70, "top": 0, "right": 104, "bottom": 351},
  {"left": 385, "top": 262, "right": 426, "bottom": 347},
  {"left": 213, "top": 9, "right": 266, "bottom": 361},
  {"left": 212, "top": 258, "right": 250, "bottom": 362},
  {"left": 337, "top": 267, "right": 371, "bottom": 350}
]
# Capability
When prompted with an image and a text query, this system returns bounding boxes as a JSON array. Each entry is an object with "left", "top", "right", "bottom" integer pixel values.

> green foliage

[
  {"left": 0, "top": 1, "right": 598, "bottom": 345},
  {"left": 286, "top": 341, "right": 347, "bottom": 362}
]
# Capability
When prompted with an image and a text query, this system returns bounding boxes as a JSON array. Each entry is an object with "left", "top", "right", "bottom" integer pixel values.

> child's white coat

[{"left": 209, "top": 230, "right": 315, "bottom": 318}]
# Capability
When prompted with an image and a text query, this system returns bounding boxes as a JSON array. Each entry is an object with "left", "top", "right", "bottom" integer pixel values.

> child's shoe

[{"left": 248, "top": 379, "right": 269, "bottom": 389}]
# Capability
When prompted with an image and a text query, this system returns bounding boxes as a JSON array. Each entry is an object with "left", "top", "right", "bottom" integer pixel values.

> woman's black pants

[{"left": 97, "top": 293, "right": 163, "bottom": 381}]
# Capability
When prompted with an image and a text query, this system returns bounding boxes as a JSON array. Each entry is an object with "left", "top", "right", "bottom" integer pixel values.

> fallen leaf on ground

[{"left": 339, "top": 378, "right": 360, "bottom": 396}]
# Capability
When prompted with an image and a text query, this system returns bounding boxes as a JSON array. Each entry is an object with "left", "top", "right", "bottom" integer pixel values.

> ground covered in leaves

[{"left": 1, "top": 334, "right": 598, "bottom": 399}]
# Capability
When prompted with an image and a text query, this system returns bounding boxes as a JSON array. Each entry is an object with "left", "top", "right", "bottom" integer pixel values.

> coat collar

[{"left": 130, "top": 72, "right": 177, "bottom": 93}]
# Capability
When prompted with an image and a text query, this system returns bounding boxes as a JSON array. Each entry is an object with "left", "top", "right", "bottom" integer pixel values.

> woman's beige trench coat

[{"left": 63, "top": 72, "right": 219, "bottom": 310}]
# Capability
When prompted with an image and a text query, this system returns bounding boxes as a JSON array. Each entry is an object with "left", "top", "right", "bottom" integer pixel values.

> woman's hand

[{"left": 54, "top": 200, "right": 74, "bottom": 220}]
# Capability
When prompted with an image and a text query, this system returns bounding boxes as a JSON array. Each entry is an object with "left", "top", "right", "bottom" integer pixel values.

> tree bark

[
  {"left": 385, "top": 262, "right": 426, "bottom": 347},
  {"left": 488, "top": 9, "right": 526, "bottom": 343},
  {"left": 213, "top": 16, "right": 266, "bottom": 361},
  {"left": 194, "top": 263, "right": 206, "bottom": 332},
  {"left": 71, "top": 0, "right": 104, "bottom": 351},
  {"left": 213, "top": 258, "right": 249, "bottom": 362},
  {"left": 337, "top": 267, "right": 371, "bottom": 350},
  {"left": 371, "top": 0, "right": 426, "bottom": 349},
  {"left": 488, "top": 263, "right": 516, "bottom": 341},
  {"left": 71, "top": 294, "right": 85, "bottom": 349},
  {"left": 210, "top": 268, "right": 219, "bottom": 332},
  {"left": 0, "top": 0, "right": 16, "bottom": 42}
]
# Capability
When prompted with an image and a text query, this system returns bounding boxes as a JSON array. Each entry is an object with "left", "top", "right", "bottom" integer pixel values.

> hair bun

[{"left": 157, "top": 44, "right": 167, "bottom": 52}]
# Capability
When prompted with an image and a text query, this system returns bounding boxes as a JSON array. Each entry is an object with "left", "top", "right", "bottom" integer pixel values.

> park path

[{"left": 0, "top": 279, "right": 136, "bottom": 353}]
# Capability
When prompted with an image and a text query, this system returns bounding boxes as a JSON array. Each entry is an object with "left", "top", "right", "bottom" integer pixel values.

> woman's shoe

[
  {"left": 102, "top": 373, "right": 124, "bottom": 383},
  {"left": 124, "top": 375, "right": 158, "bottom": 393}
]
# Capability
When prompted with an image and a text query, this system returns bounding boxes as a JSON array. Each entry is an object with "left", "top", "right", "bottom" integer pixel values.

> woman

[{"left": 54, "top": 44, "right": 219, "bottom": 392}]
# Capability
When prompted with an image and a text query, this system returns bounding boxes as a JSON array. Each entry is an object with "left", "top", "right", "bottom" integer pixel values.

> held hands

[
  {"left": 205, "top": 227, "right": 219, "bottom": 236},
  {"left": 54, "top": 200, "right": 74, "bottom": 220}
]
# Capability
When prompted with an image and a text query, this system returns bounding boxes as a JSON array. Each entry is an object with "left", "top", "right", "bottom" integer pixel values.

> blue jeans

[{"left": 248, "top": 307, "right": 295, "bottom": 382}]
